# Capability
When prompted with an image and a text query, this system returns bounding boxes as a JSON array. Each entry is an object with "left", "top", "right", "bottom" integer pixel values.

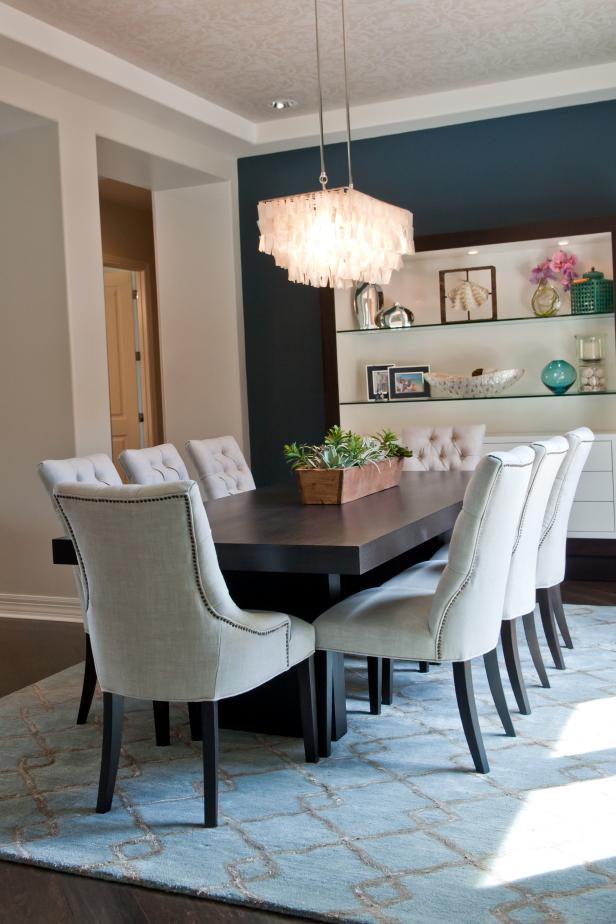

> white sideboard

[{"left": 484, "top": 432, "right": 615, "bottom": 539}]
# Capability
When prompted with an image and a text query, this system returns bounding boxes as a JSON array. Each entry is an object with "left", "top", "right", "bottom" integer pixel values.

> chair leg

[
  {"left": 538, "top": 588, "right": 566, "bottom": 670},
  {"left": 419, "top": 661, "right": 429, "bottom": 673},
  {"left": 96, "top": 692, "right": 124, "bottom": 813},
  {"left": 188, "top": 702, "right": 202, "bottom": 741},
  {"left": 296, "top": 656, "right": 319, "bottom": 763},
  {"left": 367, "top": 657, "right": 382, "bottom": 715},
  {"left": 550, "top": 584, "right": 573, "bottom": 649},
  {"left": 76, "top": 633, "right": 97, "bottom": 725},
  {"left": 501, "top": 619, "right": 531, "bottom": 715},
  {"left": 315, "top": 650, "right": 332, "bottom": 758},
  {"left": 200, "top": 701, "right": 219, "bottom": 828},
  {"left": 522, "top": 611, "right": 550, "bottom": 688},
  {"left": 382, "top": 657, "right": 394, "bottom": 706},
  {"left": 152, "top": 701, "right": 170, "bottom": 746},
  {"left": 331, "top": 652, "right": 348, "bottom": 741},
  {"left": 452, "top": 661, "right": 489, "bottom": 773},
  {"left": 483, "top": 648, "right": 515, "bottom": 736}
]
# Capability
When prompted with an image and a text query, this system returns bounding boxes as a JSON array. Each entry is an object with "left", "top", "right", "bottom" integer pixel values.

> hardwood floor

[{"left": 1, "top": 579, "right": 614, "bottom": 924}]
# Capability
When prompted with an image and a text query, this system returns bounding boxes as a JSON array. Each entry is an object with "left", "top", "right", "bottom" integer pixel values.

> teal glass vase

[{"left": 541, "top": 359, "right": 577, "bottom": 395}]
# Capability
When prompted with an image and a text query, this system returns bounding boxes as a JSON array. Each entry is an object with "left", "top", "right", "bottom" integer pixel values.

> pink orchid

[{"left": 549, "top": 249, "right": 577, "bottom": 273}]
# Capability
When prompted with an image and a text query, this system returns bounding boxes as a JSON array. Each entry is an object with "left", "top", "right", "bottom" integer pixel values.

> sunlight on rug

[{"left": 1, "top": 605, "right": 615, "bottom": 923}]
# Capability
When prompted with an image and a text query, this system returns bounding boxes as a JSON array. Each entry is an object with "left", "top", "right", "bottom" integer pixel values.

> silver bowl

[{"left": 425, "top": 368, "right": 525, "bottom": 398}]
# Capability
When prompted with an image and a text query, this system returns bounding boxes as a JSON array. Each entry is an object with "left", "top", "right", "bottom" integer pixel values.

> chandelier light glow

[{"left": 257, "top": 0, "right": 414, "bottom": 289}]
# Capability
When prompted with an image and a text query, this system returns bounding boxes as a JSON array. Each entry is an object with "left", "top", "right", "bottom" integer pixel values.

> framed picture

[
  {"left": 439, "top": 265, "right": 497, "bottom": 324},
  {"left": 366, "top": 363, "right": 394, "bottom": 401},
  {"left": 388, "top": 365, "right": 431, "bottom": 400}
]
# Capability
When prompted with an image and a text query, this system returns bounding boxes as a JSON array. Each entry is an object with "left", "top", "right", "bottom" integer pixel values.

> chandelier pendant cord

[
  {"left": 340, "top": 0, "right": 353, "bottom": 188},
  {"left": 313, "top": 0, "right": 328, "bottom": 189}
]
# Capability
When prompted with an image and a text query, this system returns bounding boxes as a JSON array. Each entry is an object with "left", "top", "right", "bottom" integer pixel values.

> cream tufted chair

[
  {"left": 186, "top": 436, "right": 256, "bottom": 501},
  {"left": 53, "top": 480, "right": 318, "bottom": 826},
  {"left": 314, "top": 448, "right": 535, "bottom": 772},
  {"left": 383, "top": 438, "right": 568, "bottom": 722},
  {"left": 402, "top": 425, "right": 486, "bottom": 471},
  {"left": 119, "top": 443, "right": 189, "bottom": 484},
  {"left": 38, "top": 454, "right": 121, "bottom": 725},
  {"left": 536, "top": 427, "right": 594, "bottom": 668}
]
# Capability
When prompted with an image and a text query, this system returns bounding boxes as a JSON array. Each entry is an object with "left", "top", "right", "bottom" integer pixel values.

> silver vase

[
  {"left": 376, "top": 302, "right": 415, "bottom": 329},
  {"left": 354, "top": 283, "right": 383, "bottom": 329}
]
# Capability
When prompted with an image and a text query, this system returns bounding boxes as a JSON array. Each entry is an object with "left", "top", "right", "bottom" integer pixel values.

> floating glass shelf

[
  {"left": 340, "top": 390, "right": 616, "bottom": 406},
  {"left": 337, "top": 311, "right": 614, "bottom": 335}
]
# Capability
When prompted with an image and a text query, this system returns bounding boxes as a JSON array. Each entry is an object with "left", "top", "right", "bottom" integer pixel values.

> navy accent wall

[{"left": 238, "top": 100, "right": 616, "bottom": 485}]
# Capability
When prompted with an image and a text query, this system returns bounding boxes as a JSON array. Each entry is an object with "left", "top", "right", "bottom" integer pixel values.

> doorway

[{"left": 99, "top": 177, "right": 164, "bottom": 472}]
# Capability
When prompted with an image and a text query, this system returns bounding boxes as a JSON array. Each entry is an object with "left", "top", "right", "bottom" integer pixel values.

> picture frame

[
  {"left": 388, "top": 365, "right": 431, "bottom": 400},
  {"left": 366, "top": 363, "right": 394, "bottom": 401},
  {"left": 439, "top": 265, "right": 497, "bottom": 324}
]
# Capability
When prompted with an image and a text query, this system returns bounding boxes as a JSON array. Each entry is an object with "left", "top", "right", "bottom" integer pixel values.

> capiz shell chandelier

[{"left": 257, "top": 0, "right": 414, "bottom": 289}]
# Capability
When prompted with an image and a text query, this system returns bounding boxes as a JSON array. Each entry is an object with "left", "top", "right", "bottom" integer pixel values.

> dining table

[{"left": 52, "top": 470, "right": 471, "bottom": 740}]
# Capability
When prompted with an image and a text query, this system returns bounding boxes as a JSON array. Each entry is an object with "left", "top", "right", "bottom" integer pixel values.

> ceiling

[{"left": 4, "top": 0, "right": 616, "bottom": 123}]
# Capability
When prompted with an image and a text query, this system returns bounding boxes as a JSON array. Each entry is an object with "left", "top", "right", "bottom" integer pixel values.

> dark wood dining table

[{"left": 52, "top": 471, "right": 470, "bottom": 739}]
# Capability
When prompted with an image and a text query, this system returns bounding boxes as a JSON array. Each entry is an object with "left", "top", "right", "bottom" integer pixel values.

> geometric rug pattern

[{"left": 1, "top": 605, "right": 616, "bottom": 923}]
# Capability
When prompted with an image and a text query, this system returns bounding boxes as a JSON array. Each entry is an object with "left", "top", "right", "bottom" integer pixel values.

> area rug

[{"left": 1, "top": 605, "right": 615, "bottom": 923}]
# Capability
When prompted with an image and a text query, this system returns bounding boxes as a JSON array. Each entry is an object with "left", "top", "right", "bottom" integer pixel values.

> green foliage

[{"left": 283, "top": 427, "right": 412, "bottom": 471}]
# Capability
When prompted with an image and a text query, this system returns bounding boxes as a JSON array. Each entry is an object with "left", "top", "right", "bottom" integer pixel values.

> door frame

[{"left": 102, "top": 254, "right": 163, "bottom": 447}]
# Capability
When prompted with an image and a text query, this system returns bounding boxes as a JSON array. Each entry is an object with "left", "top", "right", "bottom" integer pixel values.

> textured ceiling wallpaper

[{"left": 5, "top": 0, "right": 616, "bottom": 120}]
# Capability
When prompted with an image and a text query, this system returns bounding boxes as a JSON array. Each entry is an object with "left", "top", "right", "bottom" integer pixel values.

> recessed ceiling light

[
  {"left": 558, "top": 239, "right": 569, "bottom": 246},
  {"left": 467, "top": 249, "right": 479, "bottom": 255},
  {"left": 270, "top": 98, "right": 298, "bottom": 111}
]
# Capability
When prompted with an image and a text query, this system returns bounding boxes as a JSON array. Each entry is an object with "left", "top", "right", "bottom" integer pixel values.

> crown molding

[{"left": 253, "top": 61, "right": 616, "bottom": 153}]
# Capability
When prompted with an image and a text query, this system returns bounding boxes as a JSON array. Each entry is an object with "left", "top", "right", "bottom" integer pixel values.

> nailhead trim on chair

[
  {"left": 511, "top": 447, "right": 567, "bottom": 555},
  {"left": 434, "top": 458, "right": 534, "bottom": 660},
  {"left": 55, "top": 492, "right": 290, "bottom": 666}
]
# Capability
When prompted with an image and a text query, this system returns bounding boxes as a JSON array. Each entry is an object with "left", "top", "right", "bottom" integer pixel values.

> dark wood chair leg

[
  {"left": 537, "top": 588, "right": 566, "bottom": 670},
  {"left": 501, "top": 619, "right": 531, "bottom": 715},
  {"left": 315, "top": 650, "right": 332, "bottom": 758},
  {"left": 483, "top": 647, "right": 515, "bottom": 736},
  {"left": 382, "top": 657, "right": 394, "bottom": 705},
  {"left": 522, "top": 611, "right": 550, "bottom": 688},
  {"left": 76, "top": 633, "right": 97, "bottom": 725},
  {"left": 152, "top": 701, "right": 170, "bottom": 746},
  {"left": 452, "top": 661, "right": 489, "bottom": 773},
  {"left": 367, "top": 657, "right": 382, "bottom": 715},
  {"left": 331, "top": 652, "right": 347, "bottom": 741},
  {"left": 419, "top": 661, "right": 429, "bottom": 673},
  {"left": 550, "top": 584, "right": 573, "bottom": 649},
  {"left": 96, "top": 692, "right": 124, "bottom": 813},
  {"left": 201, "top": 701, "right": 219, "bottom": 828},
  {"left": 187, "top": 702, "right": 202, "bottom": 741},
  {"left": 296, "top": 656, "right": 319, "bottom": 763}
]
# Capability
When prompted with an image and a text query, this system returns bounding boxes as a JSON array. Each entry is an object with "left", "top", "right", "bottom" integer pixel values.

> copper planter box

[{"left": 296, "top": 457, "right": 403, "bottom": 505}]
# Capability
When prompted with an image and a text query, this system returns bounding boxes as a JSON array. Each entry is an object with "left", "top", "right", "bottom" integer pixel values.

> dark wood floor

[{"left": 1, "top": 579, "right": 614, "bottom": 924}]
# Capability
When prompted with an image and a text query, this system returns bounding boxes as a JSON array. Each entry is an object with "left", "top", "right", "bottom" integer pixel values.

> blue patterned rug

[{"left": 1, "top": 605, "right": 615, "bottom": 923}]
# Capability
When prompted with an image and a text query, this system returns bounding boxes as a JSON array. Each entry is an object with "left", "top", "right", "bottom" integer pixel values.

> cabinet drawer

[
  {"left": 585, "top": 440, "right": 613, "bottom": 471},
  {"left": 568, "top": 502, "right": 615, "bottom": 533},
  {"left": 576, "top": 471, "right": 614, "bottom": 502}
]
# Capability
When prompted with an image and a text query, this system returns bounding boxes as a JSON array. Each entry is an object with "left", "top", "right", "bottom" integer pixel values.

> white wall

[
  {"left": 0, "top": 122, "right": 75, "bottom": 596},
  {"left": 0, "top": 64, "right": 248, "bottom": 602},
  {"left": 153, "top": 181, "right": 248, "bottom": 454}
]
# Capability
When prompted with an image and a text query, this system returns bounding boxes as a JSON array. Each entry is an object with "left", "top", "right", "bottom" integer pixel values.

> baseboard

[{"left": 0, "top": 593, "right": 81, "bottom": 623}]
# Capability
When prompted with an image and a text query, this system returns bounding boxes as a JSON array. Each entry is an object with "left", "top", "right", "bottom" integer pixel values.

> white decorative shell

[{"left": 447, "top": 279, "right": 490, "bottom": 313}]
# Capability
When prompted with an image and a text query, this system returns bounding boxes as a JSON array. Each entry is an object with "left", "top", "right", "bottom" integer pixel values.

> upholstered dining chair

[
  {"left": 381, "top": 438, "right": 568, "bottom": 720},
  {"left": 536, "top": 427, "right": 595, "bottom": 669},
  {"left": 185, "top": 435, "right": 255, "bottom": 500},
  {"left": 119, "top": 443, "right": 189, "bottom": 484},
  {"left": 38, "top": 454, "right": 122, "bottom": 725},
  {"left": 53, "top": 480, "right": 318, "bottom": 827},
  {"left": 401, "top": 424, "right": 486, "bottom": 471},
  {"left": 314, "top": 447, "right": 535, "bottom": 772}
]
